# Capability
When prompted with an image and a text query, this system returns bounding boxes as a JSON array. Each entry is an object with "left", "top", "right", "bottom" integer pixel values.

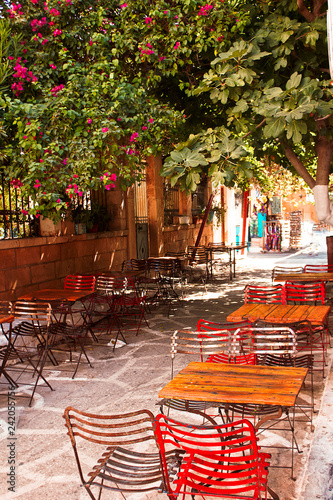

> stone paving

[{"left": 0, "top": 245, "right": 332, "bottom": 500}]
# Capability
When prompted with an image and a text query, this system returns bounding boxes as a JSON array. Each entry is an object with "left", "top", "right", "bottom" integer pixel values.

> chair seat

[{"left": 87, "top": 445, "right": 182, "bottom": 493}]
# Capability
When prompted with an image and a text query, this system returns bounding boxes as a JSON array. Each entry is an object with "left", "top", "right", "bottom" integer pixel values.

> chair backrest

[
  {"left": 284, "top": 280, "right": 326, "bottom": 305},
  {"left": 154, "top": 414, "right": 269, "bottom": 500},
  {"left": 12, "top": 300, "right": 52, "bottom": 327},
  {"left": 64, "top": 275, "right": 96, "bottom": 291},
  {"left": 147, "top": 258, "right": 176, "bottom": 276},
  {"left": 170, "top": 329, "right": 232, "bottom": 377},
  {"left": 63, "top": 407, "right": 157, "bottom": 486},
  {"left": 186, "top": 245, "right": 208, "bottom": 264},
  {"left": 304, "top": 264, "right": 333, "bottom": 273},
  {"left": 121, "top": 259, "right": 147, "bottom": 272},
  {"left": 234, "top": 326, "right": 298, "bottom": 361},
  {"left": 244, "top": 284, "right": 285, "bottom": 304},
  {"left": 0, "top": 300, "right": 13, "bottom": 316},
  {"left": 95, "top": 275, "right": 129, "bottom": 294},
  {"left": 272, "top": 265, "right": 304, "bottom": 282},
  {"left": 197, "top": 319, "right": 253, "bottom": 363}
]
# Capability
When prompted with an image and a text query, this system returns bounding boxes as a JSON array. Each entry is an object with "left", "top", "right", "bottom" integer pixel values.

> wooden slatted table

[
  {"left": 158, "top": 361, "right": 307, "bottom": 408},
  {"left": 19, "top": 288, "right": 94, "bottom": 302},
  {"left": 227, "top": 303, "right": 330, "bottom": 325},
  {"left": 273, "top": 272, "right": 333, "bottom": 282}
]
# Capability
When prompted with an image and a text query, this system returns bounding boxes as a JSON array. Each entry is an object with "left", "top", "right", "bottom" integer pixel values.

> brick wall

[{"left": 0, "top": 230, "right": 129, "bottom": 300}]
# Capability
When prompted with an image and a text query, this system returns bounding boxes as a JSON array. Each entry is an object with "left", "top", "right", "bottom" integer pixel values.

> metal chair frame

[
  {"left": 244, "top": 284, "right": 286, "bottom": 304},
  {"left": 63, "top": 407, "right": 182, "bottom": 500},
  {"left": 4, "top": 301, "right": 54, "bottom": 406},
  {"left": 154, "top": 413, "right": 278, "bottom": 500},
  {"left": 271, "top": 266, "right": 304, "bottom": 282}
]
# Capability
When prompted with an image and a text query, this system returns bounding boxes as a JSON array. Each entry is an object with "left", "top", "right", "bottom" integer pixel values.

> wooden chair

[
  {"left": 244, "top": 284, "right": 285, "bottom": 304},
  {"left": 272, "top": 265, "right": 304, "bottom": 282},
  {"left": 63, "top": 407, "right": 182, "bottom": 500},
  {"left": 154, "top": 414, "right": 277, "bottom": 500}
]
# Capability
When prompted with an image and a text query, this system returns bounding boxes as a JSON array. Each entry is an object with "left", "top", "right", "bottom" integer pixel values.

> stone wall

[
  {"left": 162, "top": 223, "right": 214, "bottom": 254},
  {"left": 0, "top": 230, "right": 128, "bottom": 301}
]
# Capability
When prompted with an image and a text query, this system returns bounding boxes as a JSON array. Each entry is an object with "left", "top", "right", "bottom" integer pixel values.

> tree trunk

[{"left": 313, "top": 135, "right": 333, "bottom": 226}]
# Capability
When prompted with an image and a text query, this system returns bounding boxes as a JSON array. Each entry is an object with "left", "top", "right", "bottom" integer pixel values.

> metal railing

[
  {"left": 164, "top": 180, "right": 179, "bottom": 225},
  {"left": 0, "top": 174, "right": 39, "bottom": 239}
]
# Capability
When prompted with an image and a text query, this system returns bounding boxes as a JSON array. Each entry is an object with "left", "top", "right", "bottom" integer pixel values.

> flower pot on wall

[
  {"left": 75, "top": 223, "right": 87, "bottom": 235},
  {"left": 39, "top": 217, "right": 62, "bottom": 236}
]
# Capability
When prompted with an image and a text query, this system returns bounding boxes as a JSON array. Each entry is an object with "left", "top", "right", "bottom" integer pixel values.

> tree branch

[
  {"left": 241, "top": 118, "right": 266, "bottom": 139},
  {"left": 297, "top": 0, "right": 315, "bottom": 21},
  {"left": 297, "top": 0, "right": 326, "bottom": 21},
  {"left": 280, "top": 139, "right": 316, "bottom": 188}
]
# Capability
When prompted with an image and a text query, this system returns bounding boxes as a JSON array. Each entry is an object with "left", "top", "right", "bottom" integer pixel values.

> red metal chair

[
  {"left": 244, "top": 284, "right": 285, "bottom": 304},
  {"left": 284, "top": 281, "right": 326, "bottom": 305},
  {"left": 62, "top": 274, "right": 97, "bottom": 341},
  {"left": 303, "top": 264, "right": 333, "bottom": 273},
  {"left": 154, "top": 413, "right": 276, "bottom": 500},
  {"left": 63, "top": 407, "right": 182, "bottom": 500}
]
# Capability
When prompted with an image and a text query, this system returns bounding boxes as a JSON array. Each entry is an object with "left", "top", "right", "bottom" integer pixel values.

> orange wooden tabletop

[
  {"left": 273, "top": 272, "right": 333, "bottom": 282},
  {"left": 227, "top": 303, "right": 330, "bottom": 325},
  {"left": 18, "top": 288, "right": 94, "bottom": 302},
  {"left": 158, "top": 362, "right": 308, "bottom": 407},
  {"left": 0, "top": 314, "right": 14, "bottom": 324}
]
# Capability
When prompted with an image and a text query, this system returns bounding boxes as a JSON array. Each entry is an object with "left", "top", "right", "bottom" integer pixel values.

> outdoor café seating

[
  {"left": 63, "top": 407, "right": 183, "bottom": 500},
  {"left": 155, "top": 413, "right": 276, "bottom": 500},
  {"left": 2, "top": 301, "right": 55, "bottom": 406}
]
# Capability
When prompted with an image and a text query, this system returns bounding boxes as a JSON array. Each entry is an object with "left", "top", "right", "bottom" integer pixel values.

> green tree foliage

[
  {"left": 161, "top": 0, "right": 333, "bottom": 208},
  {"left": 4, "top": 0, "right": 331, "bottom": 221}
]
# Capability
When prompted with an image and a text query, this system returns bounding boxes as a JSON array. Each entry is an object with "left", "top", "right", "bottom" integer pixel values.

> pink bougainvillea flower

[
  {"left": 53, "top": 29, "right": 62, "bottom": 37},
  {"left": 117, "top": 117, "right": 121, "bottom": 121},
  {"left": 120, "top": 3, "right": 127, "bottom": 8},
  {"left": 142, "top": 125, "right": 147, "bottom": 130},
  {"left": 110, "top": 173, "right": 117, "bottom": 181},
  {"left": 173, "top": 42, "right": 180, "bottom": 50},
  {"left": 73, "top": 174, "right": 79, "bottom": 178},
  {"left": 23, "top": 135, "right": 27, "bottom": 139},
  {"left": 22, "top": 209, "right": 28, "bottom": 215},
  {"left": 57, "top": 198, "right": 61, "bottom": 203},
  {"left": 39, "top": 159, "right": 43, "bottom": 163},
  {"left": 159, "top": 56, "right": 165, "bottom": 61},
  {"left": 130, "top": 132, "right": 139, "bottom": 142},
  {"left": 148, "top": 118, "right": 153, "bottom": 123},
  {"left": 63, "top": 158, "right": 67, "bottom": 165},
  {"left": 89, "top": 40, "right": 93, "bottom": 46},
  {"left": 78, "top": 191, "right": 83, "bottom": 196},
  {"left": 87, "top": 118, "right": 92, "bottom": 124},
  {"left": 102, "top": 127, "right": 109, "bottom": 132},
  {"left": 49, "top": 63, "right": 56, "bottom": 69},
  {"left": 31, "top": 0, "right": 38, "bottom": 4},
  {"left": 145, "top": 17, "right": 153, "bottom": 24}
]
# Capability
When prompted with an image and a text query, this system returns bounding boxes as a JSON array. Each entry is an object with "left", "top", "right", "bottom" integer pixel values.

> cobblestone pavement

[{"left": 0, "top": 246, "right": 332, "bottom": 500}]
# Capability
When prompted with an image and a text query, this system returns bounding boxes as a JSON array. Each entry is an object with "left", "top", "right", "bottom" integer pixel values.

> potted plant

[
  {"left": 89, "top": 202, "right": 111, "bottom": 232},
  {"left": 70, "top": 203, "right": 111, "bottom": 234}
]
